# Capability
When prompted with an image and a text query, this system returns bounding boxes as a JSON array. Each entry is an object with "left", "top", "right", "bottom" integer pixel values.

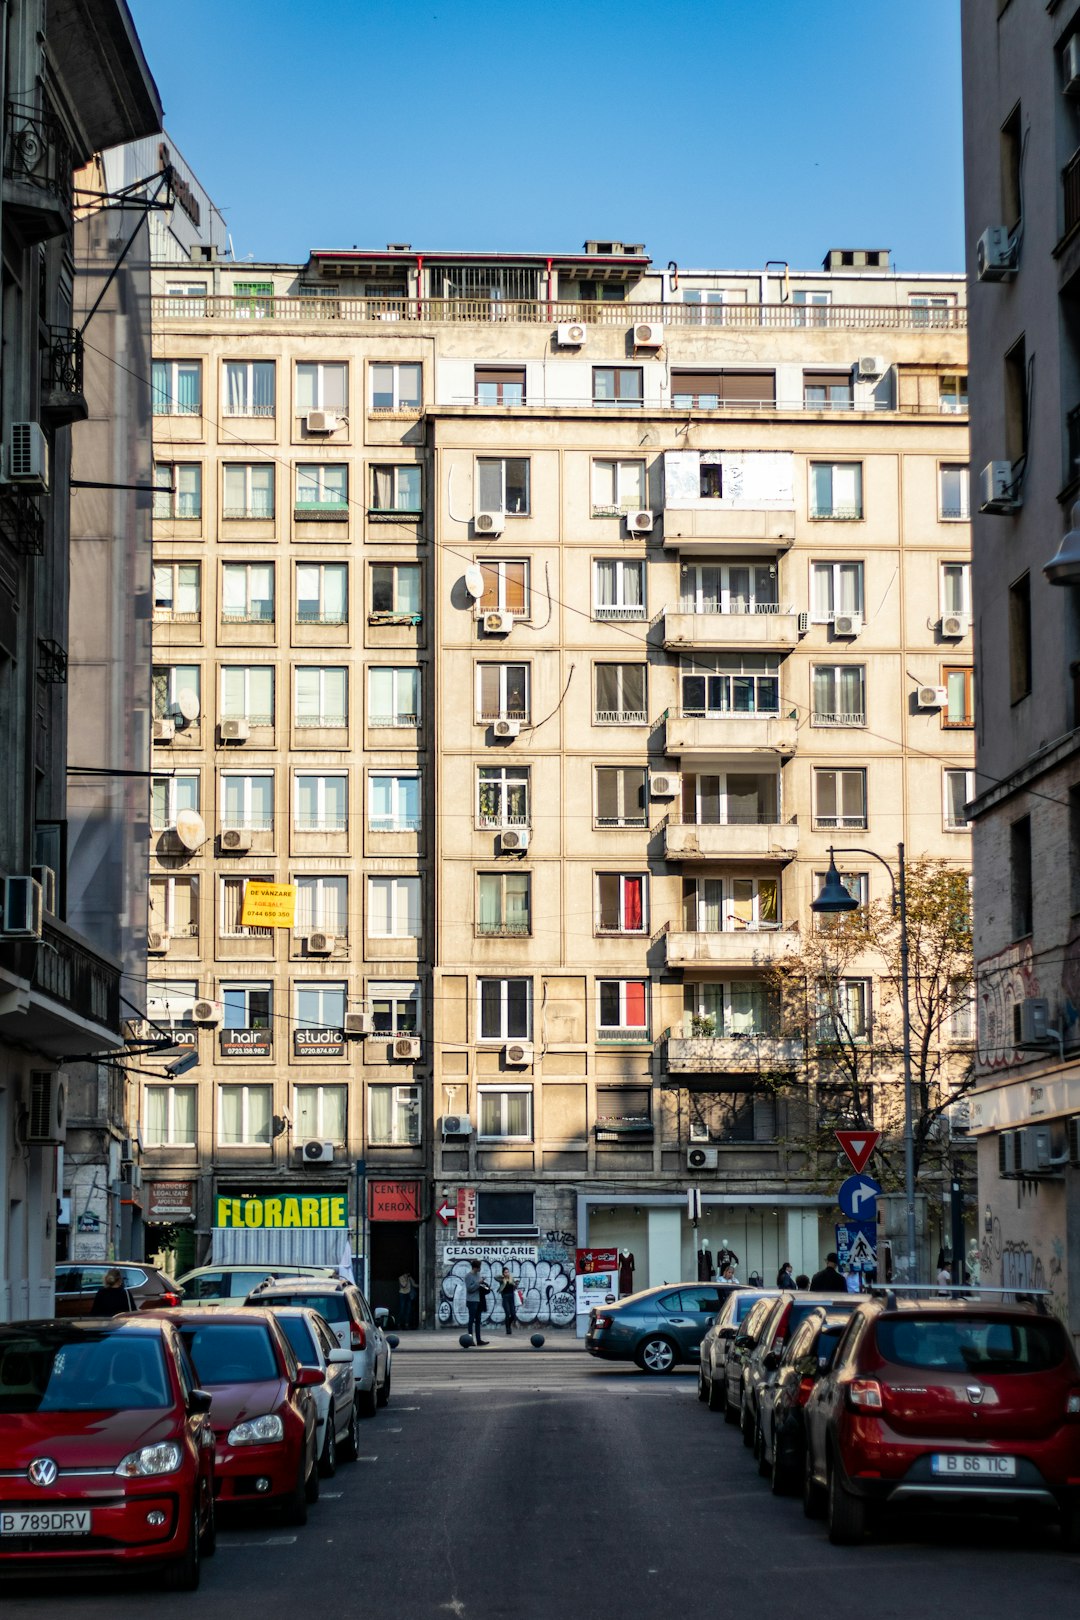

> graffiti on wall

[
  {"left": 438, "top": 1258, "right": 576, "bottom": 1328},
  {"left": 976, "top": 939, "right": 1037, "bottom": 1073},
  {"left": 982, "top": 1218, "right": 1067, "bottom": 1323}
]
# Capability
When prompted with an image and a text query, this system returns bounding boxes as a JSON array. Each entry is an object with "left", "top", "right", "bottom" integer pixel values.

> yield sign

[{"left": 835, "top": 1129, "right": 880, "bottom": 1175}]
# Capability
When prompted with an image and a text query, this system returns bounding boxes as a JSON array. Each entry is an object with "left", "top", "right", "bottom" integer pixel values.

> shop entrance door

[{"left": 368, "top": 1222, "right": 420, "bottom": 1329}]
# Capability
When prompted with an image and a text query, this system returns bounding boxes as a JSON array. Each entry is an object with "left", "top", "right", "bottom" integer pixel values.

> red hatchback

[
  {"left": 0, "top": 1318, "right": 214, "bottom": 1588},
  {"left": 803, "top": 1296, "right": 1080, "bottom": 1546},
  {"left": 147, "top": 1309, "right": 321, "bottom": 1525}
]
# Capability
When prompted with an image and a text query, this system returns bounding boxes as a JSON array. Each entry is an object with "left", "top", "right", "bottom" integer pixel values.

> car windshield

[
  {"left": 0, "top": 1328, "right": 170, "bottom": 1413},
  {"left": 276, "top": 1316, "right": 318, "bottom": 1364},
  {"left": 787, "top": 1297, "right": 856, "bottom": 1337},
  {"left": 259, "top": 1293, "right": 348, "bottom": 1323},
  {"left": 876, "top": 1316, "right": 1068, "bottom": 1374},
  {"left": 179, "top": 1323, "right": 279, "bottom": 1383}
]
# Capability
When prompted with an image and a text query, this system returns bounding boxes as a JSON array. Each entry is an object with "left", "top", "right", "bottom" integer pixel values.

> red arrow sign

[
  {"left": 836, "top": 1130, "right": 880, "bottom": 1175},
  {"left": 436, "top": 1201, "right": 456, "bottom": 1226}
]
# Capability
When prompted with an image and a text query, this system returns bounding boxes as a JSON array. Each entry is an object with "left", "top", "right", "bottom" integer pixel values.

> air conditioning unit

[
  {"left": 2, "top": 875, "right": 43, "bottom": 939},
  {"left": 220, "top": 827, "right": 252, "bottom": 852},
  {"left": 147, "top": 932, "right": 171, "bottom": 954},
  {"left": 484, "top": 611, "right": 513, "bottom": 634},
  {"left": 976, "top": 226, "right": 1017, "bottom": 282},
  {"left": 855, "top": 356, "right": 885, "bottom": 378},
  {"left": 153, "top": 718, "right": 176, "bottom": 743},
  {"left": 493, "top": 717, "right": 521, "bottom": 738},
  {"left": 979, "top": 460, "right": 1018, "bottom": 514},
  {"left": 1068, "top": 1116, "right": 1080, "bottom": 1166},
  {"left": 26, "top": 1071, "right": 66, "bottom": 1144},
  {"left": 442, "top": 1115, "right": 472, "bottom": 1137},
  {"left": 393, "top": 1036, "right": 421, "bottom": 1060},
  {"left": 192, "top": 999, "right": 224, "bottom": 1026},
  {"left": 7, "top": 422, "right": 49, "bottom": 489},
  {"left": 626, "top": 509, "right": 653, "bottom": 534},
  {"left": 1019, "top": 1125, "right": 1053, "bottom": 1175},
  {"left": 505, "top": 1041, "right": 534, "bottom": 1066},
  {"left": 220, "top": 719, "right": 251, "bottom": 743},
  {"left": 305, "top": 410, "right": 339, "bottom": 433},
  {"left": 499, "top": 827, "right": 530, "bottom": 852},
  {"left": 302, "top": 1139, "right": 335, "bottom": 1164},
  {"left": 797, "top": 612, "right": 810, "bottom": 635},
  {"left": 650, "top": 771, "right": 679, "bottom": 798},
  {"left": 687, "top": 1146, "right": 718, "bottom": 1170},
  {"left": 1065, "top": 32, "right": 1080, "bottom": 95},
  {"left": 556, "top": 322, "right": 586, "bottom": 347},
  {"left": 941, "top": 612, "right": 970, "bottom": 638},
  {"left": 344, "top": 1009, "right": 374, "bottom": 1037},
  {"left": 832, "top": 612, "right": 862, "bottom": 637},
  {"left": 31, "top": 865, "right": 56, "bottom": 914},
  {"left": 999, "top": 1131, "right": 1021, "bottom": 1177},
  {"left": 633, "top": 321, "right": 664, "bottom": 347},
  {"left": 1014, "top": 996, "right": 1051, "bottom": 1047},
  {"left": 475, "top": 510, "right": 504, "bottom": 536},
  {"left": 307, "top": 931, "right": 335, "bottom": 955},
  {"left": 917, "top": 685, "right": 947, "bottom": 709}
]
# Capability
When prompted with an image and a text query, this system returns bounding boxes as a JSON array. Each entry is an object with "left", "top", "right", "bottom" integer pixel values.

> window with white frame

[
  {"left": 478, "top": 558, "right": 530, "bottom": 616},
  {"left": 146, "top": 979, "right": 199, "bottom": 1025},
  {"left": 792, "top": 289, "right": 831, "bottom": 327},
  {"left": 681, "top": 770, "right": 779, "bottom": 827},
  {"left": 295, "top": 1084, "right": 348, "bottom": 1142},
  {"left": 910, "top": 293, "right": 956, "bottom": 328},
  {"left": 153, "top": 562, "right": 200, "bottom": 621},
  {"left": 296, "top": 361, "right": 348, "bottom": 411},
  {"left": 478, "top": 1086, "right": 533, "bottom": 1140},
  {"left": 222, "top": 463, "right": 275, "bottom": 519},
  {"left": 681, "top": 654, "right": 778, "bottom": 716},
  {"left": 294, "top": 772, "right": 348, "bottom": 833},
  {"left": 597, "top": 979, "right": 649, "bottom": 1037},
  {"left": 948, "top": 979, "right": 975, "bottom": 1043},
  {"left": 163, "top": 281, "right": 206, "bottom": 314},
  {"left": 371, "top": 465, "right": 421, "bottom": 513},
  {"left": 940, "top": 562, "right": 971, "bottom": 617},
  {"left": 595, "top": 766, "right": 647, "bottom": 827},
  {"left": 220, "top": 874, "right": 273, "bottom": 939},
  {"left": 221, "top": 983, "right": 272, "bottom": 1030},
  {"left": 682, "top": 874, "right": 778, "bottom": 932},
  {"left": 152, "top": 664, "right": 200, "bottom": 720},
  {"left": 939, "top": 373, "right": 968, "bottom": 413},
  {"left": 295, "top": 982, "right": 347, "bottom": 1033},
  {"left": 218, "top": 1083, "right": 273, "bottom": 1145},
  {"left": 221, "top": 772, "right": 274, "bottom": 831},
  {"left": 296, "top": 463, "right": 348, "bottom": 512},
  {"left": 477, "top": 871, "right": 530, "bottom": 936},
  {"left": 151, "top": 769, "right": 199, "bottom": 830},
  {"left": 477, "top": 764, "right": 529, "bottom": 828},
  {"left": 944, "top": 768, "right": 976, "bottom": 830},
  {"left": 596, "top": 873, "right": 647, "bottom": 934},
  {"left": 810, "top": 561, "right": 864, "bottom": 622},
  {"left": 814, "top": 768, "right": 867, "bottom": 829},
  {"left": 591, "top": 458, "right": 646, "bottom": 515},
  {"left": 296, "top": 562, "right": 347, "bottom": 625},
  {"left": 939, "top": 464, "right": 970, "bottom": 521},
  {"left": 224, "top": 360, "right": 275, "bottom": 417},
  {"left": 478, "top": 977, "right": 531, "bottom": 1041},
  {"left": 812, "top": 869, "right": 868, "bottom": 926},
  {"left": 811, "top": 664, "right": 866, "bottom": 727},
  {"left": 369, "top": 1085, "right": 421, "bottom": 1145},
  {"left": 682, "top": 981, "right": 778, "bottom": 1038},
  {"left": 221, "top": 563, "right": 274, "bottom": 623},
  {"left": 810, "top": 462, "right": 863, "bottom": 519},
  {"left": 296, "top": 876, "right": 348, "bottom": 936},
  {"left": 370, "top": 362, "right": 421, "bottom": 411},
  {"left": 679, "top": 560, "right": 778, "bottom": 615},
  {"left": 371, "top": 562, "right": 421, "bottom": 619},
  {"left": 148, "top": 875, "right": 198, "bottom": 940},
  {"left": 369, "top": 771, "right": 420, "bottom": 832},
  {"left": 153, "top": 462, "right": 201, "bottom": 520},
  {"left": 220, "top": 665, "right": 274, "bottom": 724},
  {"left": 815, "top": 978, "right": 870, "bottom": 1043},
  {"left": 477, "top": 662, "right": 529, "bottom": 721},
  {"left": 145, "top": 1085, "right": 196, "bottom": 1147},
  {"left": 151, "top": 359, "right": 201, "bottom": 415},
  {"left": 368, "top": 666, "right": 421, "bottom": 727},
  {"left": 682, "top": 288, "right": 728, "bottom": 324},
  {"left": 476, "top": 457, "right": 529, "bottom": 514},
  {"left": 367, "top": 875, "right": 421, "bottom": 938},
  {"left": 370, "top": 981, "right": 421, "bottom": 1035},
  {"left": 295, "top": 666, "right": 347, "bottom": 728},
  {"left": 594, "top": 662, "right": 646, "bottom": 723},
  {"left": 594, "top": 558, "right": 646, "bottom": 620}
]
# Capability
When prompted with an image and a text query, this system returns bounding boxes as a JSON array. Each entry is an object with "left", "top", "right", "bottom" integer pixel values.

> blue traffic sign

[
  {"left": 836, "top": 1220, "right": 877, "bottom": 1273},
  {"left": 837, "top": 1173, "right": 881, "bottom": 1221}
]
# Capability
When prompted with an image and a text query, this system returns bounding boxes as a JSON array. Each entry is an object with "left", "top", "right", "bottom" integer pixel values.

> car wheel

[
  {"left": 282, "top": 1456, "right": 309, "bottom": 1527},
  {"left": 755, "top": 1419, "right": 769, "bottom": 1477},
  {"left": 741, "top": 1397, "right": 755, "bottom": 1447},
  {"left": 377, "top": 1365, "right": 391, "bottom": 1408},
  {"left": 636, "top": 1335, "right": 677, "bottom": 1374},
  {"left": 803, "top": 1447, "right": 826, "bottom": 1520},
  {"left": 358, "top": 1376, "right": 378, "bottom": 1418},
  {"left": 1061, "top": 1499, "right": 1080, "bottom": 1551},
  {"left": 199, "top": 1485, "right": 217, "bottom": 1557},
  {"left": 724, "top": 1385, "right": 740, "bottom": 1424},
  {"left": 707, "top": 1370, "right": 726, "bottom": 1413},
  {"left": 771, "top": 1429, "right": 796, "bottom": 1497},
  {"left": 319, "top": 1419, "right": 337, "bottom": 1478},
  {"left": 827, "top": 1456, "right": 866, "bottom": 1545},
  {"left": 697, "top": 1364, "right": 708, "bottom": 1403},
  {"left": 339, "top": 1397, "right": 360, "bottom": 1461},
  {"left": 164, "top": 1503, "right": 201, "bottom": 1592},
  {"left": 304, "top": 1443, "right": 321, "bottom": 1504}
]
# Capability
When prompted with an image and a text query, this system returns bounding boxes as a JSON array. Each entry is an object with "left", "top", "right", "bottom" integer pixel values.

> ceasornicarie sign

[{"left": 214, "top": 1193, "right": 347, "bottom": 1229}]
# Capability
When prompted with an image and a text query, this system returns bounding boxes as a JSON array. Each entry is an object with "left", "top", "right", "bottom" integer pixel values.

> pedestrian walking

[
  {"left": 499, "top": 1266, "right": 519, "bottom": 1335},
  {"left": 89, "top": 1268, "right": 133, "bottom": 1316},
  {"left": 809, "top": 1252, "right": 847, "bottom": 1291},
  {"left": 464, "top": 1260, "right": 489, "bottom": 1344},
  {"left": 397, "top": 1270, "right": 418, "bottom": 1330},
  {"left": 777, "top": 1261, "right": 796, "bottom": 1289}
]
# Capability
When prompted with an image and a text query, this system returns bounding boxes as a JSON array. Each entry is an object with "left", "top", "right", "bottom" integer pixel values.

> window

[
  {"left": 596, "top": 1085, "right": 652, "bottom": 1133},
  {"left": 295, "top": 666, "right": 347, "bottom": 728},
  {"left": 367, "top": 875, "right": 421, "bottom": 938},
  {"left": 371, "top": 464, "right": 422, "bottom": 513},
  {"left": 681, "top": 653, "right": 779, "bottom": 716},
  {"left": 478, "top": 872, "right": 531, "bottom": 936},
  {"left": 221, "top": 772, "right": 274, "bottom": 831},
  {"left": 682, "top": 288, "right": 727, "bottom": 324},
  {"left": 810, "top": 561, "right": 863, "bottom": 622},
  {"left": 296, "top": 876, "right": 347, "bottom": 936},
  {"left": 596, "top": 873, "right": 647, "bottom": 934},
  {"left": 940, "top": 464, "right": 970, "bottom": 521},
  {"left": 1001, "top": 101, "right": 1022, "bottom": 230},
  {"left": 948, "top": 981, "right": 975, "bottom": 1044},
  {"left": 371, "top": 981, "right": 421, "bottom": 1035},
  {"left": 145, "top": 1086, "right": 196, "bottom": 1148},
  {"left": 1011, "top": 815, "right": 1033, "bottom": 937},
  {"left": 221, "top": 874, "right": 272, "bottom": 938},
  {"left": 218, "top": 1084, "right": 273, "bottom": 1145},
  {"left": 594, "top": 662, "right": 646, "bottom": 723},
  {"left": 479, "top": 1087, "right": 533, "bottom": 1140},
  {"left": 368, "top": 667, "right": 420, "bottom": 727},
  {"left": 478, "top": 977, "right": 531, "bottom": 1040},
  {"left": 222, "top": 463, "right": 275, "bottom": 520},
  {"left": 814, "top": 768, "right": 867, "bottom": 829},
  {"left": 944, "top": 769, "right": 975, "bottom": 831},
  {"left": 597, "top": 979, "right": 649, "bottom": 1038},
  {"left": 224, "top": 361, "right": 275, "bottom": 418},
  {"left": 296, "top": 562, "right": 347, "bottom": 625},
  {"left": 593, "top": 366, "right": 643, "bottom": 406},
  {"left": 683, "top": 875, "right": 778, "bottom": 932},
  {"left": 816, "top": 978, "right": 870, "bottom": 1043},
  {"left": 221, "top": 983, "right": 272, "bottom": 1030},
  {"left": 477, "top": 662, "right": 529, "bottom": 721},
  {"left": 476, "top": 1190, "right": 535, "bottom": 1232},
  {"left": 594, "top": 558, "right": 645, "bottom": 619},
  {"left": 909, "top": 294, "right": 956, "bottom": 329},
  {"left": 812, "top": 870, "right": 867, "bottom": 925},
  {"left": 232, "top": 280, "right": 274, "bottom": 318},
  {"left": 295, "top": 981, "right": 346, "bottom": 1032},
  {"left": 296, "top": 1084, "right": 347, "bottom": 1142},
  {"left": 295, "top": 772, "right": 347, "bottom": 833},
  {"left": 151, "top": 359, "right": 200, "bottom": 416},
  {"left": 792, "top": 289, "right": 831, "bottom": 327},
  {"left": 371, "top": 562, "right": 421, "bottom": 619},
  {"left": 812, "top": 664, "right": 866, "bottom": 727},
  {"left": 943, "top": 666, "right": 974, "bottom": 728},
  {"left": 803, "top": 372, "right": 853, "bottom": 411},
  {"left": 1071, "top": 787, "right": 1080, "bottom": 915},
  {"left": 153, "top": 462, "right": 201, "bottom": 520},
  {"left": 592, "top": 458, "right": 646, "bottom": 514},
  {"left": 940, "top": 373, "right": 968, "bottom": 413},
  {"left": 1005, "top": 336, "right": 1028, "bottom": 465},
  {"left": 478, "top": 558, "right": 529, "bottom": 616},
  {"left": 152, "top": 664, "right": 200, "bottom": 720},
  {"left": 679, "top": 560, "right": 779, "bottom": 615},
  {"left": 670, "top": 370, "right": 775, "bottom": 409},
  {"left": 681, "top": 770, "right": 778, "bottom": 826},
  {"left": 369, "top": 771, "right": 420, "bottom": 832},
  {"left": 595, "top": 766, "right": 647, "bottom": 827},
  {"left": 370, "top": 362, "right": 421, "bottom": 411},
  {"left": 476, "top": 457, "right": 529, "bottom": 515},
  {"left": 296, "top": 361, "right": 348, "bottom": 411},
  {"left": 1009, "top": 574, "right": 1032, "bottom": 703},
  {"left": 149, "top": 875, "right": 198, "bottom": 940},
  {"left": 153, "top": 562, "right": 200, "bottom": 622},
  {"left": 699, "top": 456, "right": 724, "bottom": 499},
  {"left": 810, "top": 462, "right": 863, "bottom": 519},
  {"left": 682, "top": 981, "right": 778, "bottom": 1037},
  {"left": 475, "top": 366, "right": 525, "bottom": 405},
  {"left": 163, "top": 281, "right": 206, "bottom": 314},
  {"left": 369, "top": 1085, "right": 420, "bottom": 1145},
  {"left": 152, "top": 769, "right": 199, "bottom": 829},
  {"left": 146, "top": 979, "right": 199, "bottom": 1025},
  {"left": 221, "top": 666, "right": 274, "bottom": 724},
  {"left": 221, "top": 563, "right": 274, "bottom": 624},
  {"left": 478, "top": 764, "right": 529, "bottom": 828},
  {"left": 941, "top": 562, "right": 971, "bottom": 617},
  {"left": 296, "top": 464, "right": 348, "bottom": 513}
]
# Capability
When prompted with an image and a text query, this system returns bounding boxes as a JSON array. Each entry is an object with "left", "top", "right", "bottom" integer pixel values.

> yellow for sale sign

[{"left": 240, "top": 881, "right": 296, "bottom": 929}]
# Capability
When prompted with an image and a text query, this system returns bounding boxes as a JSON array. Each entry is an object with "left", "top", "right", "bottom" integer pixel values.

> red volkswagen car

[{"left": 0, "top": 1317, "right": 214, "bottom": 1588}]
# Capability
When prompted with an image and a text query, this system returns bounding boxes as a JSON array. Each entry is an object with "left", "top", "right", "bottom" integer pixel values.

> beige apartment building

[{"left": 143, "top": 232, "right": 971, "bottom": 1324}]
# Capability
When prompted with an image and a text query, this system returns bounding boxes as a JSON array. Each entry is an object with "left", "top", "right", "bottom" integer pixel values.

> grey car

[
  {"left": 697, "top": 1288, "right": 781, "bottom": 1411},
  {"left": 585, "top": 1283, "right": 739, "bottom": 1373},
  {"left": 270, "top": 1306, "right": 359, "bottom": 1476},
  {"left": 246, "top": 1278, "right": 391, "bottom": 1414}
]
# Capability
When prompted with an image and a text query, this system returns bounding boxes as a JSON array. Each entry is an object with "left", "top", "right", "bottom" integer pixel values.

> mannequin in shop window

[
  {"left": 697, "top": 1238, "right": 713, "bottom": 1282},
  {"left": 715, "top": 1239, "right": 739, "bottom": 1279},
  {"left": 618, "top": 1249, "right": 635, "bottom": 1296}
]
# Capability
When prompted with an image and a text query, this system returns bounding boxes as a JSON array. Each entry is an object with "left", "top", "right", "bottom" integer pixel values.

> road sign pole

[{"left": 898, "top": 843, "right": 918, "bottom": 1283}]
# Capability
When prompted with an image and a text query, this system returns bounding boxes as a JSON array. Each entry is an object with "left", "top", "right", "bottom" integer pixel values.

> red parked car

[
  {"left": 803, "top": 1296, "right": 1080, "bottom": 1547},
  {"left": 147, "top": 1308, "right": 321, "bottom": 1525},
  {"left": 0, "top": 1317, "right": 215, "bottom": 1588}
]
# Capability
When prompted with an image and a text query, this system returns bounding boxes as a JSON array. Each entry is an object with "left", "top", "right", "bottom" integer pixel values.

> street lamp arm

[{"left": 826, "top": 845, "right": 899, "bottom": 913}]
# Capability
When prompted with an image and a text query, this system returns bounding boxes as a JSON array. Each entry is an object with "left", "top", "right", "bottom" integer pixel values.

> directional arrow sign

[
  {"left": 835, "top": 1129, "right": 881, "bottom": 1175},
  {"left": 838, "top": 1174, "right": 881, "bottom": 1221},
  {"left": 436, "top": 1201, "right": 456, "bottom": 1226}
]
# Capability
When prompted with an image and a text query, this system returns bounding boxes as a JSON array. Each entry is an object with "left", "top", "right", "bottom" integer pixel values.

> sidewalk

[{"left": 391, "top": 1328, "right": 580, "bottom": 1352}]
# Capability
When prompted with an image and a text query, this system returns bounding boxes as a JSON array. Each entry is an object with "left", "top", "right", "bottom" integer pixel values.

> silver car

[
  {"left": 246, "top": 1279, "right": 391, "bottom": 1415},
  {"left": 269, "top": 1306, "right": 359, "bottom": 1475}
]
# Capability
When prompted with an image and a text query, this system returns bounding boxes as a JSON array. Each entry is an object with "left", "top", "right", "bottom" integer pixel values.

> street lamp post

[{"left": 811, "top": 842, "right": 918, "bottom": 1282}]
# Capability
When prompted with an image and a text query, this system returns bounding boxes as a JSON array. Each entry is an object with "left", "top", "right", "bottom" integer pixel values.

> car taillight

[
  {"left": 846, "top": 1379, "right": 883, "bottom": 1411},
  {"left": 594, "top": 1315, "right": 612, "bottom": 1330},
  {"left": 350, "top": 1322, "right": 366, "bottom": 1351},
  {"left": 1066, "top": 1389, "right": 1080, "bottom": 1416},
  {"left": 796, "top": 1375, "right": 815, "bottom": 1406},
  {"left": 159, "top": 1291, "right": 181, "bottom": 1307}
]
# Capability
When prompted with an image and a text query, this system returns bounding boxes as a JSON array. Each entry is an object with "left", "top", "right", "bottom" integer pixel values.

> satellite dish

[
  {"left": 464, "top": 566, "right": 485, "bottom": 600},
  {"left": 174, "top": 809, "right": 207, "bottom": 851},
  {"left": 175, "top": 687, "right": 200, "bottom": 723}
]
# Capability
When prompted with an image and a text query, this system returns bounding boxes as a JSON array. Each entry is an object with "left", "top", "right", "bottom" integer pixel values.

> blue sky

[{"left": 128, "top": 0, "right": 964, "bottom": 271}]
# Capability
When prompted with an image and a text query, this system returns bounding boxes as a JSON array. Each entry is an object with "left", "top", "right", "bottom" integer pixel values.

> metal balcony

[
  {"left": 3, "top": 98, "right": 74, "bottom": 242},
  {"left": 41, "top": 328, "right": 87, "bottom": 426}
]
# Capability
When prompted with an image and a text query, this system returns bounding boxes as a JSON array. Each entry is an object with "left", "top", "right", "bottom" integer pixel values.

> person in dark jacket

[
  {"left": 90, "top": 1268, "right": 134, "bottom": 1316},
  {"left": 777, "top": 1262, "right": 796, "bottom": 1289},
  {"left": 809, "top": 1252, "right": 847, "bottom": 1292}
]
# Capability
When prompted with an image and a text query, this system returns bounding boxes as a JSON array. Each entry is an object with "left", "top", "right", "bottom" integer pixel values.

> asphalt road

[{"left": 4, "top": 1349, "right": 1080, "bottom": 1616}]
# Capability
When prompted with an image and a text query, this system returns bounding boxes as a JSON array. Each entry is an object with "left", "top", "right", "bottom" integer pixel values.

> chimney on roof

[
  {"left": 822, "top": 248, "right": 891, "bottom": 271},
  {"left": 386, "top": 243, "right": 411, "bottom": 252}
]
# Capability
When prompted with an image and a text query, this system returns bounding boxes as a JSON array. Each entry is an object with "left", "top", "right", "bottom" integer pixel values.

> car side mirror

[
  {"left": 718, "top": 1325, "right": 736, "bottom": 1340},
  {"left": 295, "top": 1364, "right": 325, "bottom": 1388},
  {"left": 763, "top": 1351, "right": 780, "bottom": 1372},
  {"left": 374, "top": 1307, "right": 390, "bottom": 1326},
  {"left": 327, "top": 1347, "right": 353, "bottom": 1365},
  {"left": 188, "top": 1388, "right": 212, "bottom": 1415}
]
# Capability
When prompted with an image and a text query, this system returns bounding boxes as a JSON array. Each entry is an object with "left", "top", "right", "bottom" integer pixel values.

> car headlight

[
  {"left": 227, "top": 1414, "right": 284, "bottom": 1445},
  {"left": 115, "top": 1441, "right": 183, "bottom": 1477}
]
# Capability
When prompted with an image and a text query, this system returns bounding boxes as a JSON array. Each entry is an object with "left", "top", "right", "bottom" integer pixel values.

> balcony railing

[
  {"left": 370, "top": 712, "right": 421, "bottom": 728},
  {"left": 476, "top": 922, "right": 531, "bottom": 937},
  {"left": 297, "top": 610, "right": 348, "bottom": 625},
  {"left": 294, "top": 815, "right": 348, "bottom": 832},
  {"left": 294, "top": 504, "right": 348, "bottom": 521},
  {"left": 32, "top": 918, "right": 120, "bottom": 1033},
  {"left": 1066, "top": 147, "right": 1080, "bottom": 239},
  {"left": 811, "top": 711, "right": 866, "bottom": 728},
  {"left": 594, "top": 709, "right": 648, "bottom": 725},
  {"left": 809, "top": 505, "right": 863, "bottom": 521},
  {"left": 4, "top": 98, "right": 74, "bottom": 213},
  {"left": 478, "top": 813, "right": 530, "bottom": 830},
  {"left": 0, "top": 486, "right": 44, "bottom": 554},
  {"left": 223, "top": 507, "right": 275, "bottom": 521},
  {"left": 596, "top": 1026, "right": 652, "bottom": 1043},
  {"left": 668, "top": 810, "right": 782, "bottom": 826},
  {"left": 222, "top": 607, "right": 274, "bottom": 624},
  {"left": 295, "top": 713, "right": 347, "bottom": 728},
  {"left": 676, "top": 600, "right": 786, "bottom": 615},
  {"left": 43, "top": 326, "right": 83, "bottom": 395},
  {"left": 369, "top": 816, "right": 421, "bottom": 833},
  {"left": 594, "top": 604, "right": 647, "bottom": 621}
]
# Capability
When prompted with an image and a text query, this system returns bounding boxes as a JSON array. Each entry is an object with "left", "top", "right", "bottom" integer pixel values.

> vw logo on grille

[
  {"left": 966, "top": 1384, "right": 985, "bottom": 1405},
  {"left": 27, "top": 1457, "right": 58, "bottom": 1487}
]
